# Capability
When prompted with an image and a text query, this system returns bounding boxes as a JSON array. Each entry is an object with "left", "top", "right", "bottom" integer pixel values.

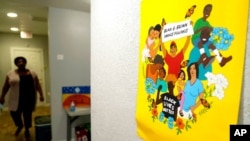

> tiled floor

[{"left": 0, "top": 106, "right": 50, "bottom": 141}]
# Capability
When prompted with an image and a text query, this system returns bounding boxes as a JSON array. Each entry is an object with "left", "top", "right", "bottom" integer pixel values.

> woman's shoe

[
  {"left": 24, "top": 129, "right": 30, "bottom": 139},
  {"left": 179, "top": 110, "right": 184, "bottom": 117},
  {"left": 14, "top": 126, "right": 23, "bottom": 136}
]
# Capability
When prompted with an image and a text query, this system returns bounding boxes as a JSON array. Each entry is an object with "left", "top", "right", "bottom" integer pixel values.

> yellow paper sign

[{"left": 136, "top": 0, "right": 249, "bottom": 141}]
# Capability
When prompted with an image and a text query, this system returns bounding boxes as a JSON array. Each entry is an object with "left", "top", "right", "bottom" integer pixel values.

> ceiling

[{"left": 0, "top": 0, "right": 90, "bottom": 36}]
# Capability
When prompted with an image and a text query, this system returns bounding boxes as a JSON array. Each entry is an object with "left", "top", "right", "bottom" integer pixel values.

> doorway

[{"left": 10, "top": 47, "right": 47, "bottom": 106}]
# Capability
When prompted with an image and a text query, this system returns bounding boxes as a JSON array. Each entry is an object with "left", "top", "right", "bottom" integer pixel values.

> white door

[{"left": 11, "top": 47, "right": 46, "bottom": 106}]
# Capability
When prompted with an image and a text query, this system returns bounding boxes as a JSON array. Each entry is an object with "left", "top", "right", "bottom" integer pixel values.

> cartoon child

[
  {"left": 156, "top": 67, "right": 168, "bottom": 93},
  {"left": 175, "top": 70, "right": 186, "bottom": 115},
  {"left": 142, "top": 26, "right": 156, "bottom": 63}
]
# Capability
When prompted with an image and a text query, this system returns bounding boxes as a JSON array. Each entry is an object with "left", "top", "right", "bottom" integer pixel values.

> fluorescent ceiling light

[
  {"left": 10, "top": 27, "right": 19, "bottom": 31},
  {"left": 7, "top": 12, "right": 18, "bottom": 18},
  {"left": 20, "top": 31, "right": 33, "bottom": 39}
]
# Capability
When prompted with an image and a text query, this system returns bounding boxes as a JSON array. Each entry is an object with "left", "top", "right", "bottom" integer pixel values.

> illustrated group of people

[
  {"left": 143, "top": 4, "right": 232, "bottom": 121},
  {"left": 0, "top": 56, "right": 44, "bottom": 140}
]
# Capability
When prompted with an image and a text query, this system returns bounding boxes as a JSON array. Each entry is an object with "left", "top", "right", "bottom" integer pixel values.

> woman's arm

[
  {"left": 34, "top": 76, "right": 44, "bottom": 102},
  {"left": 161, "top": 41, "right": 167, "bottom": 58},
  {"left": 0, "top": 76, "right": 10, "bottom": 104}
]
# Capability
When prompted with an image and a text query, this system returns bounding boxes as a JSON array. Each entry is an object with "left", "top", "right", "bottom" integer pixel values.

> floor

[{"left": 0, "top": 106, "right": 50, "bottom": 141}]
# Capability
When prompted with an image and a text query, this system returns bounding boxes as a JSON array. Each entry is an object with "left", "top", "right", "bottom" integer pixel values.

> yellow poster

[{"left": 135, "top": 0, "right": 249, "bottom": 141}]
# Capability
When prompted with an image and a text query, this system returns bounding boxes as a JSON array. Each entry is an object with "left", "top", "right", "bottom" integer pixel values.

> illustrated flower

[
  {"left": 205, "top": 72, "right": 228, "bottom": 100},
  {"left": 159, "top": 112, "right": 165, "bottom": 122},
  {"left": 167, "top": 116, "right": 174, "bottom": 129},
  {"left": 215, "top": 74, "right": 228, "bottom": 89},
  {"left": 212, "top": 87, "right": 224, "bottom": 100},
  {"left": 151, "top": 107, "right": 158, "bottom": 122},
  {"left": 176, "top": 118, "right": 185, "bottom": 129},
  {"left": 209, "top": 27, "right": 234, "bottom": 50},
  {"left": 151, "top": 107, "right": 158, "bottom": 117},
  {"left": 141, "top": 48, "right": 150, "bottom": 62},
  {"left": 205, "top": 72, "right": 217, "bottom": 86},
  {"left": 145, "top": 78, "right": 156, "bottom": 94}
]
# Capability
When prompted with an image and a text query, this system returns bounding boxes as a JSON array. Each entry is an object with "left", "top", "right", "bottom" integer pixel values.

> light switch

[{"left": 57, "top": 54, "right": 64, "bottom": 60}]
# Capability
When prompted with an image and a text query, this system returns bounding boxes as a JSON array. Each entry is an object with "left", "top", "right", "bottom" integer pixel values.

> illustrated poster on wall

[
  {"left": 135, "top": 0, "right": 249, "bottom": 141},
  {"left": 62, "top": 86, "right": 91, "bottom": 109}
]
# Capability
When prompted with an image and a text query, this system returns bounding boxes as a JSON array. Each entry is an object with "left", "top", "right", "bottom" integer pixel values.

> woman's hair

[
  {"left": 14, "top": 56, "right": 27, "bottom": 65},
  {"left": 178, "top": 69, "right": 186, "bottom": 80},
  {"left": 160, "top": 67, "right": 166, "bottom": 78},
  {"left": 187, "top": 62, "right": 199, "bottom": 80},
  {"left": 154, "top": 24, "right": 161, "bottom": 32},
  {"left": 153, "top": 54, "right": 164, "bottom": 65},
  {"left": 148, "top": 26, "right": 154, "bottom": 35}
]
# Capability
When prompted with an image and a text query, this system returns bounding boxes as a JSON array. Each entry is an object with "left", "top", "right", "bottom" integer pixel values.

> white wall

[
  {"left": 239, "top": 7, "right": 250, "bottom": 123},
  {"left": 91, "top": 0, "right": 250, "bottom": 141},
  {"left": 48, "top": 7, "right": 90, "bottom": 141},
  {"left": 91, "top": 0, "right": 142, "bottom": 140}
]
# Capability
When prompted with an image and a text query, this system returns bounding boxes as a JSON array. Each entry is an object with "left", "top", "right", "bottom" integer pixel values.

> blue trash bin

[{"left": 35, "top": 115, "right": 51, "bottom": 141}]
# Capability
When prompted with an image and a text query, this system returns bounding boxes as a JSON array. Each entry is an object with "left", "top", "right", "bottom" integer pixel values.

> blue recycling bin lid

[{"left": 35, "top": 115, "right": 51, "bottom": 126}]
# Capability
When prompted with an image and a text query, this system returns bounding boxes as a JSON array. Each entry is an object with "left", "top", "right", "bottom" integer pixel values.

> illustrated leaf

[
  {"left": 176, "top": 128, "right": 182, "bottom": 135},
  {"left": 148, "top": 105, "right": 152, "bottom": 111},
  {"left": 163, "top": 119, "right": 167, "bottom": 124},
  {"left": 152, "top": 116, "right": 155, "bottom": 122}
]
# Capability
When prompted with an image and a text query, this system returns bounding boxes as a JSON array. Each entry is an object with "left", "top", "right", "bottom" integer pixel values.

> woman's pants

[{"left": 10, "top": 109, "right": 32, "bottom": 129}]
